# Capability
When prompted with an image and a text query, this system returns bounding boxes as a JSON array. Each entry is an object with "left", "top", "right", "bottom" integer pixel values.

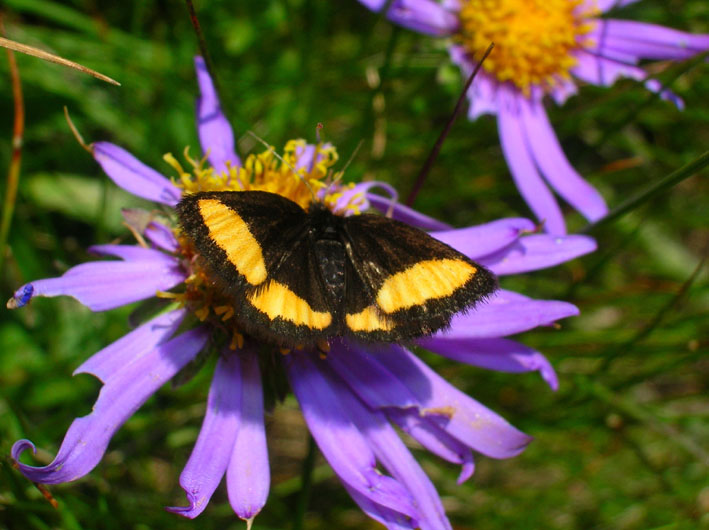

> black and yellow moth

[{"left": 177, "top": 191, "right": 497, "bottom": 346}]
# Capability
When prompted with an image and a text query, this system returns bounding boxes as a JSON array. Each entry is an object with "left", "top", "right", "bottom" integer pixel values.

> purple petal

[
  {"left": 448, "top": 45, "right": 500, "bottom": 119},
  {"left": 75, "top": 308, "right": 187, "bottom": 382},
  {"left": 439, "top": 289, "right": 580, "bottom": 339},
  {"left": 373, "top": 345, "right": 533, "bottom": 459},
  {"left": 168, "top": 354, "right": 242, "bottom": 519},
  {"left": 519, "top": 98, "right": 608, "bottom": 222},
  {"left": 92, "top": 142, "right": 181, "bottom": 206},
  {"left": 12, "top": 328, "right": 209, "bottom": 484},
  {"left": 145, "top": 221, "right": 179, "bottom": 252},
  {"left": 295, "top": 143, "right": 337, "bottom": 173},
  {"left": 430, "top": 218, "right": 535, "bottom": 260},
  {"left": 88, "top": 244, "right": 173, "bottom": 261},
  {"left": 14, "top": 257, "right": 186, "bottom": 311},
  {"left": 480, "top": 234, "right": 597, "bottom": 275},
  {"left": 387, "top": 409, "right": 475, "bottom": 484},
  {"left": 418, "top": 337, "right": 559, "bottom": 391},
  {"left": 593, "top": 0, "right": 640, "bottom": 12},
  {"left": 328, "top": 341, "right": 421, "bottom": 410},
  {"left": 329, "top": 366, "right": 451, "bottom": 530},
  {"left": 358, "top": 0, "right": 458, "bottom": 36},
  {"left": 194, "top": 56, "right": 240, "bottom": 172},
  {"left": 285, "top": 352, "right": 419, "bottom": 520},
  {"left": 497, "top": 88, "right": 566, "bottom": 234},
  {"left": 367, "top": 193, "right": 452, "bottom": 231},
  {"left": 549, "top": 77, "right": 579, "bottom": 106},
  {"left": 572, "top": 50, "right": 645, "bottom": 86},
  {"left": 227, "top": 348, "right": 269, "bottom": 521},
  {"left": 343, "top": 484, "right": 417, "bottom": 530},
  {"left": 330, "top": 343, "right": 477, "bottom": 480},
  {"left": 332, "top": 181, "right": 395, "bottom": 216},
  {"left": 596, "top": 20, "right": 709, "bottom": 61}
]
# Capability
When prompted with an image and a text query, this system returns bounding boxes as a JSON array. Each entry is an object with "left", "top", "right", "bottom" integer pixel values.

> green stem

[
  {"left": 0, "top": 22, "right": 25, "bottom": 278},
  {"left": 583, "top": 150, "right": 709, "bottom": 234},
  {"left": 293, "top": 434, "right": 317, "bottom": 530}
]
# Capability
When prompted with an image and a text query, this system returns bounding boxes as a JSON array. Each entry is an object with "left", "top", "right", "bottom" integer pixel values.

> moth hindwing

[{"left": 176, "top": 190, "right": 497, "bottom": 346}]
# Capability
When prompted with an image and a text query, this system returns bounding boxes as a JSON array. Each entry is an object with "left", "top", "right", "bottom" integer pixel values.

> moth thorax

[{"left": 314, "top": 238, "right": 346, "bottom": 306}]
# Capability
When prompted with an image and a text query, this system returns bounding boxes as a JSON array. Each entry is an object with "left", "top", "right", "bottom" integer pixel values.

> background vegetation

[{"left": 0, "top": 1, "right": 707, "bottom": 528}]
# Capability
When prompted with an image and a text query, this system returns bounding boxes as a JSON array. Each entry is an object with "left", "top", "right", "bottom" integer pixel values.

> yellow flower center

[
  {"left": 156, "top": 139, "right": 365, "bottom": 348},
  {"left": 458, "top": 0, "right": 597, "bottom": 94},
  {"left": 164, "top": 139, "right": 362, "bottom": 212}
]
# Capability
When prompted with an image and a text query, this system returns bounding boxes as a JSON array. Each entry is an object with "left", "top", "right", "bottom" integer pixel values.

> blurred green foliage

[{"left": 0, "top": 0, "right": 708, "bottom": 529}]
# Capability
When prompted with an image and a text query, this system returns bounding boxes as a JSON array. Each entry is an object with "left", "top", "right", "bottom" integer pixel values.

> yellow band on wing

[
  {"left": 376, "top": 259, "right": 476, "bottom": 313},
  {"left": 198, "top": 198, "right": 268, "bottom": 285},
  {"left": 248, "top": 281, "right": 332, "bottom": 330},
  {"left": 346, "top": 305, "right": 393, "bottom": 332}
]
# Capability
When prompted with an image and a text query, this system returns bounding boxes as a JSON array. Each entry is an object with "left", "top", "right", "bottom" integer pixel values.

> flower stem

[
  {"left": 582, "top": 150, "right": 709, "bottom": 234},
  {"left": 405, "top": 43, "right": 494, "bottom": 207},
  {"left": 0, "top": 19, "right": 25, "bottom": 278},
  {"left": 293, "top": 434, "right": 317, "bottom": 530}
]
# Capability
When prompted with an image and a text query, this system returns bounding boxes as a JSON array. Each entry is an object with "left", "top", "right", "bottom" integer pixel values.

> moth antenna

[
  {"left": 247, "top": 130, "right": 317, "bottom": 202},
  {"left": 404, "top": 42, "right": 495, "bottom": 207},
  {"left": 331, "top": 139, "right": 364, "bottom": 189}
]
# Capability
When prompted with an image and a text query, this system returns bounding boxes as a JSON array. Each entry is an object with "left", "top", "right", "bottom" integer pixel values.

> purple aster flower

[
  {"left": 9, "top": 56, "right": 596, "bottom": 528},
  {"left": 358, "top": 0, "right": 709, "bottom": 234}
]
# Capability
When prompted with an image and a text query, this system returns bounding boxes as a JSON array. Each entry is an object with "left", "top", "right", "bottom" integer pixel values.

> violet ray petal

[
  {"left": 20, "top": 258, "right": 186, "bottom": 311},
  {"left": 598, "top": 20, "right": 709, "bottom": 60},
  {"left": 644, "top": 79, "right": 685, "bottom": 110},
  {"left": 331, "top": 341, "right": 474, "bottom": 482},
  {"left": 12, "top": 328, "right": 209, "bottom": 484},
  {"left": 74, "top": 308, "right": 187, "bottom": 382},
  {"left": 168, "top": 354, "right": 242, "bottom": 519},
  {"left": 359, "top": 0, "right": 458, "bottom": 36},
  {"left": 329, "top": 369, "right": 451, "bottom": 530},
  {"left": 430, "top": 218, "right": 535, "bottom": 259},
  {"left": 480, "top": 234, "right": 597, "bottom": 276},
  {"left": 519, "top": 98, "right": 608, "bottom": 222},
  {"left": 418, "top": 337, "right": 559, "bottom": 391},
  {"left": 333, "top": 181, "right": 396, "bottom": 216},
  {"left": 145, "top": 221, "right": 179, "bottom": 252},
  {"left": 284, "top": 352, "right": 419, "bottom": 519},
  {"left": 439, "top": 291, "right": 580, "bottom": 339},
  {"left": 374, "top": 345, "right": 532, "bottom": 459},
  {"left": 328, "top": 340, "right": 420, "bottom": 409},
  {"left": 227, "top": 348, "right": 269, "bottom": 520},
  {"left": 549, "top": 77, "right": 579, "bottom": 106},
  {"left": 387, "top": 409, "right": 475, "bottom": 484},
  {"left": 344, "top": 484, "right": 418, "bottom": 530},
  {"left": 93, "top": 142, "right": 181, "bottom": 206},
  {"left": 448, "top": 45, "right": 500, "bottom": 119},
  {"left": 367, "top": 193, "right": 451, "bottom": 231},
  {"left": 497, "top": 88, "right": 566, "bottom": 234},
  {"left": 572, "top": 50, "right": 645, "bottom": 86},
  {"left": 593, "top": 0, "right": 640, "bottom": 12},
  {"left": 88, "top": 244, "right": 174, "bottom": 262},
  {"left": 194, "top": 56, "right": 240, "bottom": 173}
]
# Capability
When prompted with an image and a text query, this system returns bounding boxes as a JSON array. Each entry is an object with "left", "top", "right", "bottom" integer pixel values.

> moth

[{"left": 177, "top": 190, "right": 497, "bottom": 346}]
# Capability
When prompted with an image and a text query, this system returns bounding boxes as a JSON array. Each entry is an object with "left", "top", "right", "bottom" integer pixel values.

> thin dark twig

[
  {"left": 0, "top": 18, "right": 25, "bottom": 277},
  {"left": 405, "top": 43, "right": 494, "bottom": 207},
  {"left": 184, "top": 0, "right": 221, "bottom": 107}
]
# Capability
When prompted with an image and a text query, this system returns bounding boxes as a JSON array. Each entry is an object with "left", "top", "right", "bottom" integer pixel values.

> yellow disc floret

[
  {"left": 164, "top": 139, "right": 359, "bottom": 211},
  {"left": 458, "top": 0, "right": 597, "bottom": 94}
]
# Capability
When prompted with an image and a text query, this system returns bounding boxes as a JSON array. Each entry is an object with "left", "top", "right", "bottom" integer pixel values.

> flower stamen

[{"left": 458, "top": 0, "right": 598, "bottom": 94}]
